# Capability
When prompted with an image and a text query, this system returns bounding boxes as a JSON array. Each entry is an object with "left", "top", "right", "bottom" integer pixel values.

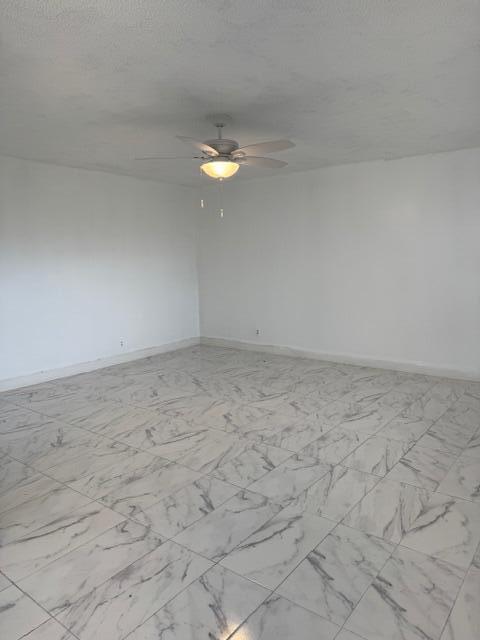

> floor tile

[
  {"left": 473, "top": 540, "right": 480, "bottom": 568},
  {"left": 211, "top": 442, "right": 292, "bottom": 487},
  {"left": 0, "top": 502, "right": 124, "bottom": 581},
  {"left": 243, "top": 415, "right": 336, "bottom": 452},
  {"left": 336, "top": 400, "right": 402, "bottom": 434},
  {"left": 437, "top": 455, "right": 480, "bottom": 501},
  {"left": 335, "top": 631, "right": 366, "bottom": 640},
  {"left": 0, "top": 456, "right": 59, "bottom": 514},
  {"left": 295, "top": 464, "right": 380, "bottom": 521},
  {"left": 153, "top": 392, "right": 228, "bottom": 417},
  {"left": 79, "top": 404, "right": 194, "bottom": 448},
  {"left": 0, "top": 421, "right": 97, "bottom": 470},
  {"left": 16, "top": 393, "right": 104, "bottom": 424},
  {"left": 2, "top": 383, "right": 83, "bottom": 408},
  {"left": 51, "top": 398, "right": 131, "bottom": 429},
  {"left": 386, "top": 443, "right": 457, "bottom": 490},
  {"left": 1, "top": 347, "right": 475, "bottom": 640},
  {"left": 21, "top": 618, "right": 77, "bottom": 639},
  {"left": 0, "top": 484, "right": 92, "bottom": 546},
  {"left": 182, "top": 398, "right": 270, "bottom": 431},
  {"left": 0, "top": 405, "right": 53, "bottom": 435},
  {"left": 0, "top": 572, "right": 11, "bottom": 591},
  {"left": 247, "top": 393, "right": 317, "bottom": 420},
  {"left": 442, "top": 399, "right": 480, "bottom": 430},
  {"left": 248, "top": 453, "right": 331, "bottom": 505},
  {"left": 95, "top": 406, "right": 210, "bottom": 448},
  {"left": 136, "top": 419, "right": 212, "bottom": 453},
  {"left": 401, "top": 492, "right": 480, "bottom": 569},
  {"left": 342, "top": 435, "right": 411, "bottom": 476},
  {"left": 461, "top": 386, "right": 480, "bottom": 408},
  {"left": 58, "top": 541, "right": 211, "bottom": 640},
  {"left": 337, "top": 388, "right": 385, "bottom": 409},
  {"left": 136, "top": 382, "right": 213, "bottom": 408},
  {"left": 377, "top": 408, "right": 432, "bottom": 447},
  {"left": 125, "top": 565, "right": 268, "bottom": 640},
  {"left": 426, "top": 381, "right": 466, "bottom": 409},
  {"left": 174, "top": 489, "right": 282, "bottom": 561},
  {"left": 44, "top": 439, "right": 139, "bottom": 484},
  {"left": 18, "top": 520, "right": 163, "bottom": 618},
  {"left": 342, "top": 478, "right": 429, "bottom": 543},
  {"left": 398, "top": 387, "right": 456, "bottom": 426},
  {"left": 221, "top": 503, "right": 334, "bottom": 589},
  {"left": 132, "top": 476, "right": 239, "bottom": 537},
  {"left": 204, "top": 379, "right": 275, "bottom": 405},
  {"left": 28, "top": 386, "right": 108, "bottom": 422},
  {"left": 416, "top": 418, "right": 477, "bottom": 455},
  {"left": 75, "top": 456, "right": 201, "bottom": 519},
  {"left": 278, "top": 524, "right": 394, "bottom": 625},
  {"left": 67, "top": 449, "right": 157, "bottom": 497},
  {"left": 317, "top": 398, "right": 376, "bottom": 428},
  {"left": 0, "top": 585, "right": 49, "bottom": 640},
  {"left": 153, "top": 427, "right": 246, "bottom": 470},
  {"left": 345, "top": 546, "right": 464, "bottom": 640},
  {"left": 440, "top": 566, "right": 480, "bottom": 640},
  {"left": 0, "top": 398, "right": 20, "bottom": 414},
  {"left": 228, "top": 594, "right": 339, "bottom": 640},
  {"left": 394, "top": 376, "right": 436, "bottom": 400},
  {"left": 463, "top": 429, "right": 480, "bottom": 459},
  {"left": 300, "top": 427, "right": 370, "bottom": 464}
]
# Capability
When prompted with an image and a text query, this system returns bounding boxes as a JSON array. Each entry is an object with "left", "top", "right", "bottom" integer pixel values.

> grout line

[{"left": 6, "top": 578, "right": 82, "bottom": 640}]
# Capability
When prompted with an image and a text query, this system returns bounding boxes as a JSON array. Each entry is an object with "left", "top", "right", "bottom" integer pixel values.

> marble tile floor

[{"left": 0, "top": 345, "right": 479, "bottom": 640}]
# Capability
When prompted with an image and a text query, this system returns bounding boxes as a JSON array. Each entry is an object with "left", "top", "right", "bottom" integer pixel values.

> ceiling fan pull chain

[{"left": 219, "top": 179, "right": 224, "bottom": 218}]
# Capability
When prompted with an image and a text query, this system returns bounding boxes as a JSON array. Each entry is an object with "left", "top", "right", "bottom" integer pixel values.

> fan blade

[
  {"left": 239, "top": 156, "right": 288, "bottom": 168},
  {"left": 135, "top": 156, "right": 202, "bottom": 160},
  {"left": 232, "top": 140, "right": 294, "bottom": 157},
  {"left": 176, "top": 136, "right": 219, "bottom": 156}
]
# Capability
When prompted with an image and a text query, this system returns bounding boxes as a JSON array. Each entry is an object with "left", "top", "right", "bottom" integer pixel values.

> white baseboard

[
  {"left": 200, "top": 336, "right": 480, "bottom": 381},
  {"left": 2, "top": 335, "right": 478, "bottom": 391},
  {"left": 0, "top": 337, "right": 200, "bottom": 392}
]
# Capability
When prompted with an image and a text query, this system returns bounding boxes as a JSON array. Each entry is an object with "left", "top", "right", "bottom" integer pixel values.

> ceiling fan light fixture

[{"left": 200, "top": 159, "right": 239, "bottom": 179}]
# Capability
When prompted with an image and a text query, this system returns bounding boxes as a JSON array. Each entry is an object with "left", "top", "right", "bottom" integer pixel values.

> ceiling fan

[{"left": 136, "top": 120, "right": 295, "bottom": 180}]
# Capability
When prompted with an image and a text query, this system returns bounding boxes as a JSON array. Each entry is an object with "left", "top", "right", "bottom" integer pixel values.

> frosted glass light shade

[{"left": 200, "top": 160, "right": 240, "bottom": 179}]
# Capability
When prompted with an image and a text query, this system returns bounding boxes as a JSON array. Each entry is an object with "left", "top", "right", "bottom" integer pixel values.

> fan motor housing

[{"left": 205, "top": 138, "right": 239, "bottom": 155}]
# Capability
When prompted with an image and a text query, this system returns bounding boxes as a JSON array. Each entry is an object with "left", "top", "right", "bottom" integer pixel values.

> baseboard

[
  {"left": 200, "top": 336, "right": 480, "bottom": 381},
  {"left": 0, "top": 337, "right": 200, "bottom": 392},
  {"left": 2, "top": 335, "right": 478, "bottom": 391}
]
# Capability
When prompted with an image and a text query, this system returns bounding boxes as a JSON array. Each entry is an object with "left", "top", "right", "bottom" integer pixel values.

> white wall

[
  {"left": 3, "top": 148, "right": 479, "bottom": 384},
  {"left": 0, "top": 156, "right": 199, "bottom": 381},
  {"left": 199, "top": 148, "right": 480, "bottom": 378}
]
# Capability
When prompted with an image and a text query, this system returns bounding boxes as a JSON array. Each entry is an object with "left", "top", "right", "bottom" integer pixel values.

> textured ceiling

[{"left": 1, "top": 1, "right": 479, "bottom": 186}]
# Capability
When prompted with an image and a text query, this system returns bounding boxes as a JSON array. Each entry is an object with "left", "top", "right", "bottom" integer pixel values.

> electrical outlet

[
  {"left": 120, "top": 339, "right": 125, "bottom": 348},
  {"left": 255, "top": 329, "right": 260, "bottom": 336}
]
